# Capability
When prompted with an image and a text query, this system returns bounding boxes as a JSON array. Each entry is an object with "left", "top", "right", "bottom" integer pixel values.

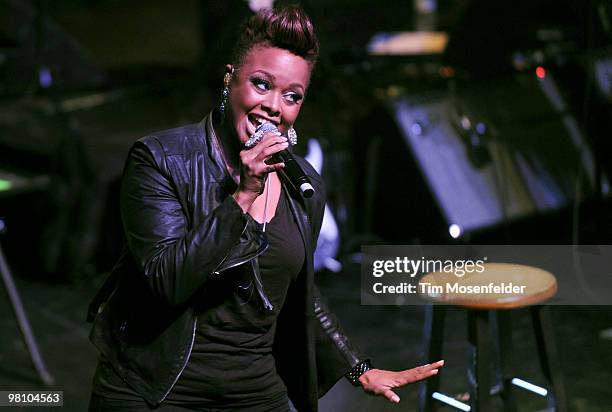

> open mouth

[{"left": 247, "top": 114, "right": 277, "bottom": 135}]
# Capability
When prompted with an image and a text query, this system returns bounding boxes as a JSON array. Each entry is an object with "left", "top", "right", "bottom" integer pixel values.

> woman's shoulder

[{"left": 135, "top": 120, "right": 207, "bottom": 158}]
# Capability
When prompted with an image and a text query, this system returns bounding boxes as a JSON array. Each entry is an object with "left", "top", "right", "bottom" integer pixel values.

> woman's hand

[
  {"left": 232, "top": 132, "right": 287, "bottom": 212},
  {"left": 358, "top": 360, "right": 444, "bottom": 404}
]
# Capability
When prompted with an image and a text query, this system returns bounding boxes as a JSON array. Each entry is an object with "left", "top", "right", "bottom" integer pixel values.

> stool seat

[{"left": 419, "top": 263, "right": 557, "bottom": 309}]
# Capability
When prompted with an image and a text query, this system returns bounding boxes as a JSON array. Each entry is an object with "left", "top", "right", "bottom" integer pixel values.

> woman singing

[{"left": 88, "top": 5, "right": 443, "bottom": 411}]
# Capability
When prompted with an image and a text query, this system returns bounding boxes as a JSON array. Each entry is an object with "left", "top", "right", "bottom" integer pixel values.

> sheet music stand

[{"left": 0, "top": 170, "right": 54, "bottom": 386}]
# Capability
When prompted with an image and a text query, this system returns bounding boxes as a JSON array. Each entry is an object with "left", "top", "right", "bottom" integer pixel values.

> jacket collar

[{"left": 201, "top": 110, "right": 237, "bottom": 191}]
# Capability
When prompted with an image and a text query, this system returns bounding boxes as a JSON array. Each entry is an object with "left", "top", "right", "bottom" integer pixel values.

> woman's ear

[{"left": 223, "top": 65, "right": 234, "bottom": 89}]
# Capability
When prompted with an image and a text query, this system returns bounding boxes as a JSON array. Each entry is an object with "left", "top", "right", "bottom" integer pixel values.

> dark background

[{"left": 1, "top": 0, "right": 612, "bottom": 410}]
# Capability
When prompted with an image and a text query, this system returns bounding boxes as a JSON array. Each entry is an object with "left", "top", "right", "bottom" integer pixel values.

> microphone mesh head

[
  {"left": 257, "top": 122, "right": 279, "bottom": 134},
  {"left": 245, "top": 122, "right": 280, "bottom": 148}
]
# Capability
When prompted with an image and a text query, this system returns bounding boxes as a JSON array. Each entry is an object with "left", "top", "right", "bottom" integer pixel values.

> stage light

[
  {"left": 39, "top": 66, "right": 53, "bottom": 88},
  {"left": 536, "top": 66, "right": 546, "bottom": 79},
  {"left": 432, "top": 392, "right": 471, "bottom": 411},
  {"left": 511, "top": 378, "right": 548, "bottom": 396},
  {"left": 0, "top": 179, "right": 12, "bottom": 192},
  {"left": 411, "top": 122, "right": 423, "bottom": 136},
  {"left": 449, "top": 224, "right": 462, "bottom": 238}
]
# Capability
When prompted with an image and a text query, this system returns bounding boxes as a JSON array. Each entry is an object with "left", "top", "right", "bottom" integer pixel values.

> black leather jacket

[{"left": 88, "top": 111, "right": 365, "bottom": 411}]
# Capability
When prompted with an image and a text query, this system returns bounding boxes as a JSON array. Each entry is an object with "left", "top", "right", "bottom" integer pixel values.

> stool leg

[
  {"left": 419, "top": 304, "right": 445, "bottom": 412},
  {"left": 497, "top": 310, "right": 517, "bottom": 412},
  {"left": 0, "top": 244, "right": 54, "bottom": 386},
  {"left": 531, "top": 306, "right": 567, "bottom": 412},
  {"left": 468, "top": 310, "right": 492, "bottom": 412}
]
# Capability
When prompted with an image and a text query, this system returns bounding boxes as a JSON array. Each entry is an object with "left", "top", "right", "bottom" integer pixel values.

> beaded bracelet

[{"left": 345, "top": 360, "right": 373, "bottom": 387}]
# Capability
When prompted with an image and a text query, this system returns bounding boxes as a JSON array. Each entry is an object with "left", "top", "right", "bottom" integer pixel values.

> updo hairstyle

[{"left": 232, "top": 5, "right": 319, "bottom": 69}]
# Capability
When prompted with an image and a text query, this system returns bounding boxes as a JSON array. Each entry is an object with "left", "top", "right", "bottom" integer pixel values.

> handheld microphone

[{"left": 248, "top": 122, "right": 315, "bottom": 198}]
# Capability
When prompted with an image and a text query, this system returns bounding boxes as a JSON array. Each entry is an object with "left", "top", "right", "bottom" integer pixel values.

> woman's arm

[
  {"left": 314, "top": 285, "right": 367, "bottom": 394},
  {"left": 120, "top": 141, "right": 250, "bottom": 306}
]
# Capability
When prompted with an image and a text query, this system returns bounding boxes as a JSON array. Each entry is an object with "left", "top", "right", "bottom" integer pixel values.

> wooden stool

[{"left": 418, "top": 263, "right": 567, "bottom": 412}]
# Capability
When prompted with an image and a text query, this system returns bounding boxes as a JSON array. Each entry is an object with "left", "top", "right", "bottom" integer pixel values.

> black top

[{"left": 93, "top": 188, "right": 305, "bottom": 409}]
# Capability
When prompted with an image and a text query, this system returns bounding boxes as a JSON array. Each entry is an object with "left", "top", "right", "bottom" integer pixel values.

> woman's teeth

[{"left": 254, "top": 118, "right": 268, "bottom": 127}]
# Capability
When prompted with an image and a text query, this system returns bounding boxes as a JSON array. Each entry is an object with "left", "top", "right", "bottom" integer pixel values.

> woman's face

[{"left": 227, "top": 45, "right": 311, "bottom": 144}]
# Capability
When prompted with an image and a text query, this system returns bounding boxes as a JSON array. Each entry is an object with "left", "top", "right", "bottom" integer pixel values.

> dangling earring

[
  {"left": 287, "top": 127, "right": 298, "bottom": 146},
  {"left": 219, "top": 68, "right": 233, "bottom": 117}
]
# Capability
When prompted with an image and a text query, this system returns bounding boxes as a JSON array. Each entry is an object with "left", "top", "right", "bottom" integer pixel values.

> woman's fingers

[
  {"left": 236, "top": 132, "right": 287, "bottom": 195},
  {"left": 241, "top": 133, "right": 286, "bottom": 163},
  {"left": 247, "top": 133, "right": 286, "bottom": 153},
  {"left": 360, "top": 361, "right": 445, "bottom": 404},
  {"left": 244, "top": 133, "right": 288, "bottom": 166},
  {"left": 265, "top": 162, "right": 285, "bottom": 173},
  {"left": 426, "top": 360, "right": 445, "bottom": 371},
  {"left": 398, "top": 360, "right": 444, "bottom": 384},
  {"left": 383, "top": 389, "right": 400, "bottom": 404},
  {"left": 257, "top": 133, "right": 288, "bottom": 164},
  {"left": 258, "top": 141, "right": 289, "bottom": 162}
]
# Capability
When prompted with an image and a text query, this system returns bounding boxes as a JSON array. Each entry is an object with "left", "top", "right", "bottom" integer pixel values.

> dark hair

[{"left": 232, "top": 5, "right": 319, "bottom": 69}]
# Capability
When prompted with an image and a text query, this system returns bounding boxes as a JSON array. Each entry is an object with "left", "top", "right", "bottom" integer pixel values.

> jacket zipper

[
  {"left": 209, "top": 220, "right": 250, "bottom": 276},
  {"left": 158, "top": 315, "right": 197, "bottom": 404},
  {"left": 211, "top": 243, "right": 268, "bottom": 276},
  {"left": 210, "top": 218, "right": 272, "bottom": 310},
  {"left": 216, "top": 245, "right": 272, "bottom": 311},
  {"left": 250, "top": 258, "right": 274, "bottom": 310}
]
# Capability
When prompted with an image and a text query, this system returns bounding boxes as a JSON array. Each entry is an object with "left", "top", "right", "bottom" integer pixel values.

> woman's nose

[{"left": 261, "top": 92, "right": 281, "bottom": 117}]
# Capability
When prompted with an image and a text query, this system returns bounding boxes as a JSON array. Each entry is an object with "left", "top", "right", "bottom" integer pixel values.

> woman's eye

[
  {"left": 284, "top": 92, "right": 303, "bottom": 104},
  {"left": 252, "top": 78, "right": 271, "bottom": 91}
]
